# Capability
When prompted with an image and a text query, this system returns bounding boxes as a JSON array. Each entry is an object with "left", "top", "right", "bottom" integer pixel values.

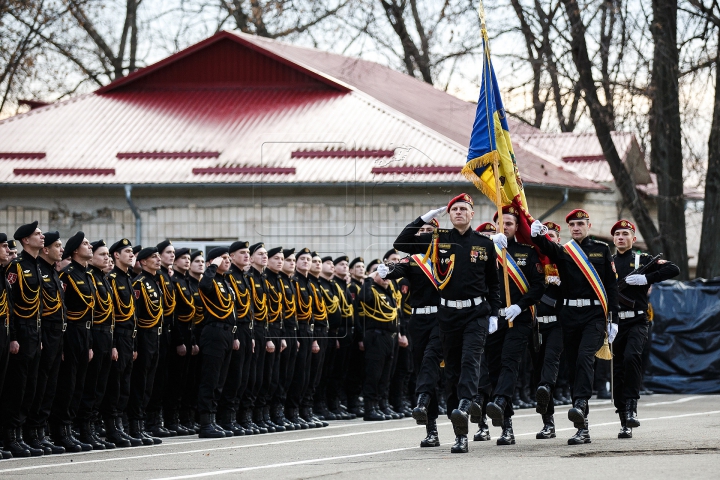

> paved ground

[{"left": 1, "top": 394, "right": 718, "bottom": 479}]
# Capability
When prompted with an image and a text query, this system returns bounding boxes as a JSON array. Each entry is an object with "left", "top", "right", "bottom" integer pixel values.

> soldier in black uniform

[
  {"left": 100, "top": 238, "right": 142, "bottom": 448},
  {"left": 531, "top": 222, "right": 565, "bottom": 440},
  {"left": 146, "top": 240, "right": 176, "bottom": 438},
  {"left": 0, "top": 233, "right": 14, "bottom": 459},
  {"left": 127, "top": 247, "right": 163, "bottom": 445},
  {"left": 611, "top": 219, "right": 679, "bottom": 438},
  {"left": 485, "top": 206, "right": 545, "bottom": 446},
  {"left": 382, "top": 219, "right": 443, "bottom": 447},
  {"left": 315, "top": 255, "right": 341, "bottom": 421},
  {"left": 344, "top": 256, "right": 366, "bottom": 416},
  {"left": 277, "top": 249, "right": 300, "bottom": 428},
  {"left": 305, "top": 252, "right": 329, "bottom": 428},
  {"left": 530, "top": 209, "right": 619, "bottom": 445},
  {"left": 163, "top": 248, "right": 196, "bottom": 436},
  {"left": 383, "top": 249, "right": 410, "bottom": 420},
  {"left": 25, "top": 232, "right": 66, "bottom": 455},
  {"left": 49, "top": 232, "right": 96, "bottom": 453},
  {"left": 327, "top": 256, "right": 355, "bottom": 419},
  {"left": 182, "top": 250, "right": 204, "bottom": 433},
  {"left": 394, "top": 194, "right": 501, "bottom": 454},
  {"left": 197, "top": 247, "right": 238, "bottom": 438},
  {"left": 77, "top": 240, "right": 116, "bottom": 450},
  {"left": 2, "top": 222, "right": 45, "bottom": 457}
]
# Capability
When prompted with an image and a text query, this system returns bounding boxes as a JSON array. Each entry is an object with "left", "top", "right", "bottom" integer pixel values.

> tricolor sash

[
  {"left": 410, "top": 254, "right": 439, "bottom": 291},
  {"left": 563, "top": 239, "right": 608, "bottom": 316},
  {"left": 412, "top": 233, "right": 455, "bottom": 290},
  {"left": 494, "top": 244, "right": 535, "bottom": 317}
]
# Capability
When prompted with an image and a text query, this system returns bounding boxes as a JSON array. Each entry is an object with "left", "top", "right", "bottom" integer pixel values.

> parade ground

[{"left": 0, "top": 394, "right": 717, "bottom": 479}]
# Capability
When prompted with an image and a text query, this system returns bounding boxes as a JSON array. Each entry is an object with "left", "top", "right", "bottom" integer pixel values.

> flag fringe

[{"left": 462, "top": 151, "right": 511, "bottom": 205}]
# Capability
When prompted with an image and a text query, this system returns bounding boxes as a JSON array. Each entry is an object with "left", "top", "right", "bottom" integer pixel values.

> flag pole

[{"left": 480, "top": 4, "right": 513, "bottom": 327}]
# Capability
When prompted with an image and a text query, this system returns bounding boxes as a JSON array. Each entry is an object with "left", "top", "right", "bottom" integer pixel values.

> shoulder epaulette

[
  {"left": 438, "top": 228, "right": 450, "bottom": 234},
  {"left": 590, "top": 238, "right": 609, "bottom": 246},
  {"left": 109, "top": 273, "right": 116, "bottom": 278},
  {"left": 519, "top": 243, "right": 535, "bottom": 248},
  {"left": 67, "top": 265, "right": 74, "bottom": 271}
]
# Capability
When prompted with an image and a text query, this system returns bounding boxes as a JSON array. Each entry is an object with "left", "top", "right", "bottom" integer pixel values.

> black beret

[
  {"left": 43, "top": 231, "right": 60, "bottom": 247},
  {"left": 156, "top": 239, "right": 173, "bottom": 253},
  {"left": 229, "top": 240, "right": 250, "bottom": 254},
  {"left": 109, "top": 238, "right": 132, "bottom": 257},
  {"left": 321, "top": 255, "right": 333, "bottom": 263},
  {"left": 267, "top": 246, "right": 283, "bottom": 258},
  {"left": 249, "top": 242, "right": 265, "bottom": 255},
  {"left": 207, "top": 246, "right": 229, "bottom": 261},
  {"left": 366, "top": 259, "right": 381, "bottom": 272},
  {"left": 136, "top": 247, "right": 158, "bottom": 262},
  {"left": 0, "top": 233, "right": 7, "bottom": 243},
  {"left": 132, "top": 245, "right": 142, "bottom": 255},
  {"left": 7, "top": 240, "right": 16, "bottom": 250},
  {"left": 282, "top": 248, "right": 295, "bottom": 258},
  {"left": 383, "top": 248, "right": 398, "bottom": 261},
  {"left": 349, "top": 257, "right": 364, "bottom": 268},
  {"left": 90, "top": 240, "right": 106, "bottom": 252},
  {"left": 296, "top": 248, "right": 312, "bottom": 258},
  {"left": 14, "top": 220, "right": 38, "bottom": 241},
  {"left": 334, "top": 255, "right": 349, "bottom": 265},
  {"left": 175, "top": 247, "right": 190, "bottom": 258},
  {"left": 190, "top": 250, "right": 204, "bottom": 261},
  {"left": 62, "top": 231, "right": 85, "bottom": 259},
  {"left": 310, "top": 251, "right": 319, "bottom": 259}
]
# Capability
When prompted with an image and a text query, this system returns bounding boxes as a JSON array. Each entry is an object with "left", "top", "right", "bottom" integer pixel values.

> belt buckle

[
  {"left": 85, "top": 321, "right": 92, "bottom": 329},
  {"left": 583, "top": 299, "right": 590, "bottom": 307},
  {"left": 455, "top": 301, "right": 462, "bottom": 310},
  {"left": 232, "top": 326, "right": 237, "bottom": 334},
  {"left": 62, "top": 323, "right": 67, "bottom": 332},
  {"left": 132, "top": 328, "right": 137, "bottom": 338},
  {"left": 158, "top": 326, "right": 163, "bottom": 335}
]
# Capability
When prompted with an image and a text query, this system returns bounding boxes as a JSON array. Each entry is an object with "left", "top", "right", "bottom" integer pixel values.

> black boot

[
  {"left": 363, "top": 401, "right": 385, "bottom": 421},
  {"left": 420, "top": 418, "right": 440, "bottom": 447},
  {"left": 308, "top": 408, "right": 329, "bottom": 428},
  {"left": 140, "top": 420, "right": 162, "bottom": 445},
  {"left": 253, "top": 408, "right": 273, "bottom": 433},
  {"left": 497, "top": 417, "right": 515, "bottom": 445},
  {"left": 450, "top": 435, "right": 468, "bottom": 454},
  {"left": 552, "top": 387, "right": 565, "bottom": 406},
  {"left": 128, "top": 420, "right": 154, "bottom": 446},
  {"left": 450, "top": 398, "right": 471, "bottom": 436},
  {"left": 66, "top": 425, "right": 93, "bottom": 451},
  {"left": 625, "top": 399, "right": 640, "bottom": 428},
  {"left": 24, "top": 427, "right": 51, "bottom": 455},
  {"left": 379, "top": 399, "right": 402, "bottom": 420},
  {"left": 271, "top": 405, "right": 291, "bottom": 431},
  {"left": 37, "top": 427, "right": 66, "bottom": 454},
  {"left": 412, "top": 393, "right": 431, "bottom": 425},
  {"left": 199, "top": 413, "right": 226, "bottom": 439},
  {"left": 512, "top": 389, "right": 525, "bottom": 409},
  {"left": 536, "top": 414, "right": 556, "bottom": 439},
  {"left": 79, "top": 421, "right": 106, "bottom": 450},
  {"left": 148, "top": 412, "right": 175, "bottom": 438},
  {"left": 568, "top": 418, "right": 591, "bottom": 445},
  {"left": 535, "top": 385, "right": 551, "bottom": 415},
  {"left": 597, "top": 382, "right": 611, "bottom": 400},
  {"left": 470, "top": 393, "right": 485, "bottom": 424},
  {"left": 567, "top": 399, "right": 588, "bottom": 429},
  {"left": 485, "top": 395, "right": 507, "bottom": 427},
  {"left": 618, "top": 411, "right": 632, "bottom": 439},
  {"left": 0, "top": 450, "right": 11, "bottom": 459},
  {"left": 166, "top": 412, "right": 192, "bottom": 436},
  {"left": 3, "top": 428, "right": 31, "bottom": 457},
  {"left": 219, "top": 411, "right": 245, "bottom": 437},
  {"left": 472, "top": 418, "right": 491, "bottom": 442},
  {"left": 237, "top": 409, "right": 257, "bottom": 435},
  {"left": 104, "top": 417, "right": 132, "bottom": 448},
  {"left": 562, "top": 386, "right": 572, "bottom": 405},
  {"left": 50, "top": 425, "right": 82, "bottom": 453},
  {"left": 92, "top": 420, "right": 116, "bottom": 450},
  {"left": 15, "top": 428, "right": 43, "bottom": 456},
  {"left": 114, "top": 417, "right": 143, "bottom": 447},
  {"left": 286, "top": 407, "right": 307, "bottom": 430},
  {"left": 521, "top": 385, "right": 536, "bottom": 408},
  {"left": 264, "top": 406, "right": 285, "bottom": 432}
]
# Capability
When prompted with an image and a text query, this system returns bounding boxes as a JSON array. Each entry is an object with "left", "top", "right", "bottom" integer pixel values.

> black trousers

[
  {"left": 316, "top": 328, "right": 338, "bottom": 407},
  {"left": 147, "top": 325, "right": 172, "bottom": 418},
  {"left": 362, "top": 329, "right": 395, "bottom": 403},
  {"left": 613, "top": 320, "right": 650, "bottom": 410},
  {"left": 197, "top": 323, "right": 234, "bottom": 415},
  {"left": 50, "top": 323, "right": 91, "bottom": 427},
  {"left": 99, "top": 328, "right": 135, "bottom": 422},
  {"left": 276, "top": 326, "right": 298, "bottom": 406},
  {"left": 409, "top": 313, "right": 443, "bottom": 420},
  {"left": 286, "top": 323, "right": 312, "bottom": 409},
  {"left": 1, "top": 323, "right": 41, "bottom": 428},
  {"left": 325, "top": 327, "right": 350, "bottom": 406},
  {"left": 560, "top": 308, "right": 606, "bottom": 404},
  {"left": 78, "top": 328, "right": 113, "bottom": 422},
  {"left": 304, "top": 325, "right": 327, "bottom": 407},
  {"left": 183, "top": 324, "right": 204, "bottom": 421},
  {"left": 530, "top": 322, "right": 564, "bottom": 416},
  {"left": 218, "top": 322, "right": 252, "bottom": 418},
  {"left": 258, "top": 324, "right": 283, "bottom": 408},
  {"left": 127, "top": 327, "right": 160, "bottom": 421},
  {"left": 344, "top": 327, "right": 365, "bottom": 404},
  {"left": 389, "top": 336, "right": 412, "bottom": 406},
  {"left": 0, "top": 325, "right": 9, "bottom": 403},
  {"left": 26, "top": 323, "right": 64, "bottom": 429},
  {"left": 438, "top": 305, "right": 488, "bottom": 415},
  {"left": 164, "top": 321, "right": 193, "bottom": 421}
]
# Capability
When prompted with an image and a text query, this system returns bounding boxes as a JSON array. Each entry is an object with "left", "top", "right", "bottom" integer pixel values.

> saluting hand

[
  {"left": 211, "top": 256, "right": 223, "bottom": 267},
  {"left": 421, "top": 206, "right": 447, "bottom": 223}
]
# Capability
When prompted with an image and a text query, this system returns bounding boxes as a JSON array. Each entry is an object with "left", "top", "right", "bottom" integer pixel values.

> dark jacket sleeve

[
  {"left": 385, "top": 260, "right": 410, "bottom": 280},
  {"left": 530, "top": 233, "right": 564, "bottom": 262},
  {"left": 517, "top": 248, "right": 546, "bottom": 311},
  {"left": 394, "top": 217, "right": 433, "bottom": 254},
  {"left": 485, "top": 244, "right": 501, "bottom": 317},
  {"left": 604, "top": 245, "right": 620, "bottom": 318},
  {"left": 645, "top": 259, "right": 680, "bottom": 284},
  {"left": 199, "top": 264, "right": 218, "bottom": 294}
]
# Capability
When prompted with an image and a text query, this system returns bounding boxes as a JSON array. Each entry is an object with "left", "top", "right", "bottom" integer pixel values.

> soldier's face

[
  {"left": 283, "top": 254, "right": 296, "bottom": 274},
  {"left": 547, "top": 230, "right": 560, "bottom": 244},
  {"left": 449, "top": 203, "right": 473, "bottom": 228},
  {"left": 613, "top": 229, "right": 636, "bottom": 251},
  {"left": 351, "top": 263, "right": 365, "bottom": 278},
  {"left": 502, "top": 214, "right": 518, "bottom": 238},
  {"left": 26, "top": 229, "right": 45, "bottom": 249},
  {"left": 386, "top": 253, "right": 401, "bottom": 264},
  {"left": 367, "top": 263, "right": 379, "bottom": 274},
  {"left": 251, "top": 248, "right": 268, "bottom": 268},
  {"left": 160, "top": 246, "right": 175, "bottom": 267},
  {"left": 0, "top": 242, "right": 8, "bottom": 264},
  {"left": 115, "top": 247, "right": 134, "bottom": 269},
  {"left": 190, "top": 256, "right": 205, "bottom": 275},
  {"left": 105, "top": 258, "right": 114, "bottom": 274},
  {"left": 418, "top": 224, "right": 435, "bottom": 235},
  {"left": 267, "top": 253, "right": 284, "bottom": 273},
  {"left": 91, "top": 246, "right": 110, "bottom": 269},
  {"left": 296, "top": 254, "right": 311, "bottom": 274},
  {"left": 373, "top": 273, "right": 390, "bottom": 288},
  {"left": 310, "top": 257, "right": 322, "bottom": 275},
  {"left": 77, "top": 238, "right": 94, "bottom": 261},
  {"left": 174, "top": 254, "right": 191, "bottom": 273},
  {"left": 334, "top": 260, "right": 348, "bottom": 277},
  {"left": 142, "top": 252, "right": 162, "bottom": 272},
  {"left": 231, "top": 248, "right": 250, "bottom": 268},
  {"left": 8, "top": 249, "right": 17, "bottom": 263},
  {"left": 322, "top": 260, "right": 334, "bottom": 276},
  {"left": 217, "top": 254, "right": 231, "bottom": 274},
  {"left": 43, "top": 240, "right": 64, "bottom": 263},
  {"left": 568, "top": 219, "right": 590, "bottom": 240}
]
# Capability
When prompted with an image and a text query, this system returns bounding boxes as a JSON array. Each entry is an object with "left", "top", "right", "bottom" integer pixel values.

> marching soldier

[
  {"left": 100, "top": 239, "right": 142, "bottom": 448},
  {"left": 530, "top": 209, "right": 619, "bottom": 445},
  {"left": 531, "top": 222, "right": 565, "bottom": 440},
  {"left": 393, "top": 194, "right": 501, "bottom": 454},
  {"left": 182, "top": 250, "right": 205, "bottom": 433},
  {"left": 306, "top": 252, "right": 329, "bottom": 427},
  {"left": 344, "top": 256, "right": 366, "bottom": 416},
  {"left": 196, "top": 247, "right": 238, "bottom": 438},
  {"left": 25, "top": 232, "right": 66, "bottom": 455},
  {"left": 611, "top": 220, "right": 679, "bottom": 438},
  {"left": 0, "top": 233, "right": 13, "bottom": 459},
  {"left": 277, "top": 249, "right": 300, "bottom": 428},
  {"left": 50, "top": 232, "right": 96, "bottom": 453},
  {"left": 486, "top": 206, "right": 545, "bottom": 445},
  {"left": 127, "top": 247, "right": 164, "bottom": 445},
  {"left": 77, "top": 240, "right": 116, "bottom": 450}
]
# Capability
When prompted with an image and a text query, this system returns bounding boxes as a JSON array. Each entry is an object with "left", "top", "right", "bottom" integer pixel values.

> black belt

[
  {"left": 42, "top": 321, "right": 67, "bottom": 332},
  {"left": 371, "top": 329, "right": 396, "bottom": 337},
  {"left": 66, "top": 320, "right": 93, "bottom": 330},
  {"left": 114, "top": 327, "right": 137, "bottom": 338},
  {"left": 93, "top": 323, "right": 114, "bottom": 333},
  {"left": 205, "top": 322, "right": 237, "bottom": 333}
]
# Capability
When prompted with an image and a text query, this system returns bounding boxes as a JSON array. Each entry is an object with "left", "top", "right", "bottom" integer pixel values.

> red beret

[
  {"left": 493, "top": 205, "right": 520, "bottom": 223},
  {"left": 565, "top": 209, "right": 590, "bottom": 223},
  {"left": 544, "top": 221, "right": 561, "bottom": 233},
  {"left": 476, "top": 222, "right": 497, "bottom": 234},
  {"left": 447, "top": 193, "right": 473, "bottom": 210},
  {"left": 429, "top": 218, "right": 440, "bottom": 228},
  {"left": 611, "top": 219, "right": 636, "bottom": 235}
]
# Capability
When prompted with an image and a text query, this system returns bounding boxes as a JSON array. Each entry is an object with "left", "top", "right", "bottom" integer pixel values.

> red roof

[{"left": 0, "top": 30, "right": 604, "bottom": 191}]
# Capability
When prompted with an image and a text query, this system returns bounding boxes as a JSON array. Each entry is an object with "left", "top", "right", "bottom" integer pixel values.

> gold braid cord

[
  {"left": 0, "top": 289, "right": 8, "bottom": 326},
  {"left": 250, "top": 277, "right": 268, "bottom": 323},
  {"left": 229, "top": 276, "right": 251, "bottom": 319},
  {"left": 111, "top": 278, "right": 135, "bottom": 323},
  {"left": 360, "top": 286, "right": 398, "bottom": 323},
  {"left": 13, "top": 263, "right": 40, "bottom": 319},
  {"left": 160, "top": 274, "right": 176, "bottom": 316},
  {"left": 174, "top": 282, "right": 196, "bottom": 323},
  {"left": 294, "top": 281, "right": 312, "bottom": 322},
  {"left": 265, "top": 279, "right": 283, "bottom": 323},
  {"left": 62, "top": 272, "right": 95, "bottom": 322},
  {"left": 281, "top": 279, "right": 297, "bottom": 319},
  {"left": 91, "top": 275, "right": 113, "bottom": 325},
  {"left": 41, "top": 280, "right": 62, "bottom": 317},
  {"left": 200, "top": 279, "right": 234, "bottom": 320},
  {"left": 320, "top": 284, "right": 340, "bottom": 315},
  {"left": 134, "top": 280, "right": 162, "bottom": 328},
  {"left": 335, "top": 283, "right": 353, "bottom": 318},
  {"left": 310, "top": 283, "right": 328, "bottom": 322}
]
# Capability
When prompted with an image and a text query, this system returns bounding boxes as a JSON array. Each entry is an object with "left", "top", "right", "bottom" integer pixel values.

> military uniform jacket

[
  {"left": 187, "top": 276, "right": 205, "bottom": 329},
  {"left": 536, "top": 263, "right": 562, "bottom": 331},
  {"left": 293, "top": 272, "right": 314, "bottom": 330},
  {"left": 613, "top": 250, "right": 679, "bottom": 321},
  {"left": 347, "top": 278, "right": 363, "bottom": 341},
  {"left": 60, "top": 260, "right": 97, "bottom": 327},
  {"left": 358, "top": 278, "right": 398, "bottom": 333},
  {"left": 133, "top": 271, "right": 163, "bottom": 329},
  {"left": 108, "top": 266, "right": 137, "bottom": 347},
  {"left": 331, "top": 276, "right": 354, "bottom": 333},
  {"left": 6, "top": 251, "right": 42, "bottom": 340},
  {"left": 248, "top": 267, "right": 269, "bottom": 328},
  {"left": 263, "top": 269, "right": 284, "bottom": 327},
  {"left": 532, "top": 234, "right": 619, "bottom": 319},
  {"left": 309, "top": 275, "right": 328, "bottom": 328},
  {"left": 318, "top": 276, "right": 342, "bottom": 330},
  {"left": 158, "top": 266, "right": 177, "bottom": 331},
  {"left": 279, "top": 271, "right": 298, "bottom": 330},
  {"left": 172, "top": 271, "right": 196, "bottom": 346},
  {"left": 89, "top": 265, "right": 113, "bottom": 327},
  {"left": 227, "top": 264, "right": 253, "bottom": 326},
  {"left": 199, "top": 264, "right": 236, "bottom": 327},
  {"left": 386, "top": 256, "right": 440, "bottom": 309},
  {"left": 394, "top": 217, "right": 502, "bottom": 316},
  {"left": 38, "top": 256, "right": 66, "bottom": 326},
  {"left": 500, "top": 237, "right": 546, "bottom": 322},
  {"left": 0, "top": 266, "right": 12, "bottom": 335}
]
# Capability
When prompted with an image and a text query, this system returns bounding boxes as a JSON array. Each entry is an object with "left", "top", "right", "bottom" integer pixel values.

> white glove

[
  {"left": 376, "top": 263, "right": 389, "bottom": 278},
  {"left": 505, "top": 304, "right": 522, "bottom": 321},
  {"left": 530, "top": 220, "right": 544, "bottom": 237},
  {"left": 625, "top": 274, "right": 648, "bottom": 286},
  {"left": 546, "top": 275, "right": 561, "bottom": 286},
  {"left": 608, "top": 323, "right": 619, "bottom": 344},
  {"left": 491, "top": 233, "right": 507, "bottom": 249},
  {"left": 421, "top": 206, "right": 446, "bottom": 223},
  {"left": 488, "top": 316, "right": 498, "bottom": 334}
]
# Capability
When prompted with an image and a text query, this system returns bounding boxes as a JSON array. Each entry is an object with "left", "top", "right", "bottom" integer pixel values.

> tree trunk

[
  {"left": 697, "top": 38, "right": 720, "bottom": 280},
  {"left": 649, "top": 0, "right": 689, "bottom": 279},
  {"left": 561, "top": 0, "right": 662, "bottom": 254}
]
